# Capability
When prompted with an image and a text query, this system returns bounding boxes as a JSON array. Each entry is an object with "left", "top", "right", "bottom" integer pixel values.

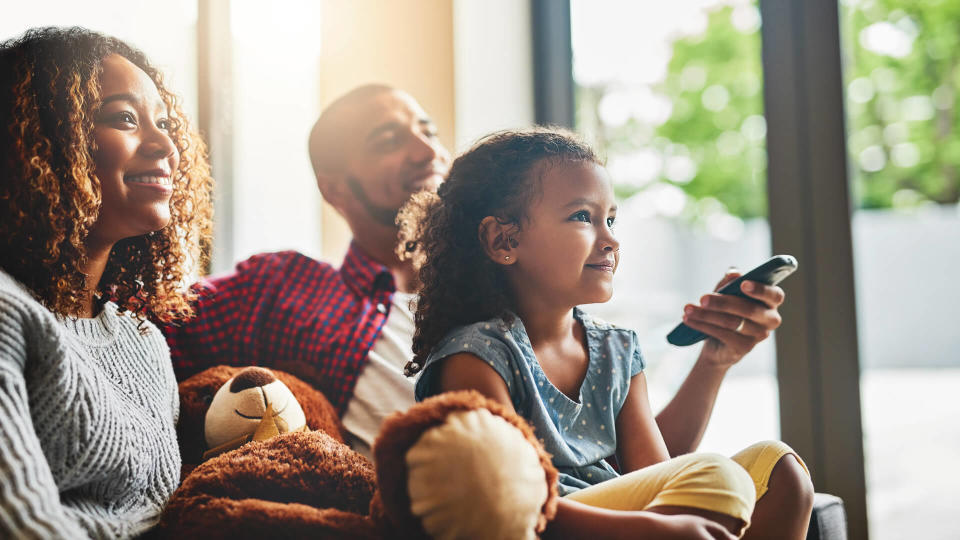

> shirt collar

[
  {"left": 503, "top": 307, "right": 599, "bottom": 341},
  {"left": 340, "top": 240, "right": 395, "bottom": 298}
]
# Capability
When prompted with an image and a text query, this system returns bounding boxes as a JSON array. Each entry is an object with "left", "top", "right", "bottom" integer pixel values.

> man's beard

[{"left": 345, "top": 175, "right": 400, "bottom": 227}]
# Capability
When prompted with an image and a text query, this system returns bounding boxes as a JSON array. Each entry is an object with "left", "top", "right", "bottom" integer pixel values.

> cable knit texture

[{"left": 0, "top": 269, "right": 181, "bottom": 539}]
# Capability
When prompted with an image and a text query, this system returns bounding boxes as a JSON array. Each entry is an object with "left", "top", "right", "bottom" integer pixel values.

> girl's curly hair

[
  {"left": 0, "top": 27, "right": 213, "bottom": 323},
  {"left": 398, "top": 127, "right": 600, "bottom": 374}
]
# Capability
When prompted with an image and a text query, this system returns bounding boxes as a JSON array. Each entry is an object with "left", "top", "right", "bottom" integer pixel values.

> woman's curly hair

[
  {"left": 398, "top": 127, "right": 600, "bottom": 374},
  {"left": 0, "top": 27, "right": 213, "bottom": 323}
]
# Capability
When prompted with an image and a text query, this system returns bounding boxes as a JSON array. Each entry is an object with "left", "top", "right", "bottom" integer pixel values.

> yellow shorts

[
  {"left": 730, "top": 440, "right": 809, "bottom": 500},
  {"left": 564, "top": 440, "right": 807, "bottom": 525}
]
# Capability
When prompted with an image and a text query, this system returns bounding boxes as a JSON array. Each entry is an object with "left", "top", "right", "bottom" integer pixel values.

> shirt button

[{"left": 376, "top": 303, "right": 388, "bottom": 314}]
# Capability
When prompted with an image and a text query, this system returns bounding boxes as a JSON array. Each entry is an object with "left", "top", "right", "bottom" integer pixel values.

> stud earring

[{"left": 504, "top": 255, "right": 511, "bottom": 261}]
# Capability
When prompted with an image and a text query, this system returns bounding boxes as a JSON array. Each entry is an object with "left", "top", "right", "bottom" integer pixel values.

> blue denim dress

[{"left": 414, "top": 307, "right": 645, "bottom": 495}]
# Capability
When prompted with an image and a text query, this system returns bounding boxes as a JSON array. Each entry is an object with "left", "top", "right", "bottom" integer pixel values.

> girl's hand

[
  {"left": 652, "top": 514, "right": 739, "bottom": 540},
  {"left": 681, "top": 269, "right": 786, "bottom": 370},
  {"left": 548, "top": 500, "right": 739, "bottom": 540}
]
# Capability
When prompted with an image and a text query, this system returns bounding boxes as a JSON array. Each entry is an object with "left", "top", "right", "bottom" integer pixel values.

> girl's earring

[{"left": 504, "top": 255, "right": 511, "bottom": 261}]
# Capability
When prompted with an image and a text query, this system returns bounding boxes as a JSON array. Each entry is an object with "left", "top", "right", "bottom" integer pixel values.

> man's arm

[
  {"left": 656, "top": 271, "right": 787, "bottom": 456},
  {"left": 162, "top": 254, "right": 272, "bottom": 381}
]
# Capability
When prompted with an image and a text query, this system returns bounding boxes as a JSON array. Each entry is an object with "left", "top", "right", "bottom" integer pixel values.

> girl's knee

[
  {"left": 677, "top": 453, "right": 756, "bottom": 503},
  {"left": 698, "top": 453, "right": 754, "bottom": 485},
  {"left": 650, "top": 453, "right": 756, "bottom": 525},
  {"left": 769, "top": 454, "right": 814, "bottom": 507}
]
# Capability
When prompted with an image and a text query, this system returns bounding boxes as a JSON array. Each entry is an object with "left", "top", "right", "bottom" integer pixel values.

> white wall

[
  {"left": 453, "top": 0, "right": 535, "bottom": 153},
  {"left": 225, "top": 2, "right": 325, "bottom": 271},
  {"left": 851, "top": 206, "right": 960, "bottom": 368}
]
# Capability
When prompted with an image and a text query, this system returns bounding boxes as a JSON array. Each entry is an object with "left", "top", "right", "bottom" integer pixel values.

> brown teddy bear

[{"left": 154, "top": 366, "right": 559, "bottom": 539}]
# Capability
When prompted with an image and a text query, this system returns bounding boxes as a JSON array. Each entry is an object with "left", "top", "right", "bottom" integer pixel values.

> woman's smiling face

[{"left": 87, "top": 54, "right": 179, "bottom": 247}]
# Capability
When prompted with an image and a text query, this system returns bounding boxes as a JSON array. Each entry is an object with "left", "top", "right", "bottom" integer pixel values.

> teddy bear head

[{"left": 177, "top": 365, "right": 346, "bottom": 468}]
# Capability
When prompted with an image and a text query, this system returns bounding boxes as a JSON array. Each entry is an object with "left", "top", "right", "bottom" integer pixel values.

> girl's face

[
  {"left": 507, "top": 160, "right": 620, "bottom": 310},
  {"left": 86, "top": 54, "right": 179, "bottom": 247}
]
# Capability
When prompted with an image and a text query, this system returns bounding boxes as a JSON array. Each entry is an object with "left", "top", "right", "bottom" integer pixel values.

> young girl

[
  {"left": 401, "top": 128, "right": 813, "bottom": 539},
  {"left": 0, "top": 27, "right": 212, "bottom": 537}
]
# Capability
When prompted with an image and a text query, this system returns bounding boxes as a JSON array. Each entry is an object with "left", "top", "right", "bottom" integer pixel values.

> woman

[{"left": 0, "top": 27, "right": 213, "bottom": 537}]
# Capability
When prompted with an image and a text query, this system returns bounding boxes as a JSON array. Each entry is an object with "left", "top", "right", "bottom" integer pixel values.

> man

[
  {"left": 166, "top": 83, "right": 782, "bottom": 464},
  {"left": 165, "top": 84, "right": 446, "bottom": 456}
]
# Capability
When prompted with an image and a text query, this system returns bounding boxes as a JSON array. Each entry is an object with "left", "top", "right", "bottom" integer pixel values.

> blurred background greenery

[{"left": 577, "top": 0, "right": 959, "bottom": 220}]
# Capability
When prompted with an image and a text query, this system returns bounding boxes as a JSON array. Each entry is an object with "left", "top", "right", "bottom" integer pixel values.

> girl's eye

[
  {"left": 570, "top": 210, "right": 591, "bottom": 223},
  {"left": 607, "top": 216, "right": 616, "bottom": 228},
  {"left": 157, "top": 118, "right": 171, "bottom": 131}
]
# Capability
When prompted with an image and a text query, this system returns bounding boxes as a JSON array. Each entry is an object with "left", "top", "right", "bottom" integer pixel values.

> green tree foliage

[
  {"left": 842, "top": 0, "right": 960, "bottom": 208},
  {"left": 654, "top": 6, "right": 766, "bottom": 218},
  {"left": 576, "top": 0, "right": 960, "bottom": 218}
]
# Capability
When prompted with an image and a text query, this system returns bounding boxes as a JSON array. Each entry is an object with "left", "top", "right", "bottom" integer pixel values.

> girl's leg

[
  {"left": 565, "top": 452, "right": 756, "bottom": 535},
  {"left": 730, "top": 441, "right": 815, "bottom": 540}
]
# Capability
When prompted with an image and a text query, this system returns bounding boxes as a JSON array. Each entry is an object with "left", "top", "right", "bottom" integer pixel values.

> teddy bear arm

[
  {"left": 155, "top": 494, "right": 378, "bottom": 540},
  {"left": 177, "top": 432, "right": 376, "bottom": 515},
  {"left": 373, "top": 391, "right": 560, "bottom": 540}
]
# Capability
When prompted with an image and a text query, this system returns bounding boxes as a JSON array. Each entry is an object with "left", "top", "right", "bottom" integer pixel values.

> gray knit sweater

[{"left": 0, "top": 269, "right": 181, "bottom": 539}]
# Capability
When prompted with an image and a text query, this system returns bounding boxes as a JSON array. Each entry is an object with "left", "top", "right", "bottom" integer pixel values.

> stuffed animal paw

[{"left": 372, "top": 390, "right": 559, "bottom": 540}]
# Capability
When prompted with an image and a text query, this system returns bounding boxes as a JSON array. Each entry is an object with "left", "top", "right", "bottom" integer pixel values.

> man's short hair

[{"left": 308, "top": 83, "right": 395, "bottom": 177}]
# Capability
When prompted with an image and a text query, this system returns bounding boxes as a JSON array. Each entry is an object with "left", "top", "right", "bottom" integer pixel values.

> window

[
  {"left": 570, "top": 0, "right": 779, "bottom": 455},
  {"left": 839, "top": 1, "right": 960, "bottom": 537}
]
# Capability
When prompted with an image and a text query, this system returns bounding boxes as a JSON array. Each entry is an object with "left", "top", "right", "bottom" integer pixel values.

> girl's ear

[{"left": 478, "top": 216, "right": 520, "bottom": 265}]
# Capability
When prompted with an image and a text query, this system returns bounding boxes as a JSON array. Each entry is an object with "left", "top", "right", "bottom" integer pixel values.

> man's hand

[{"left": 681, "top": 269, "right": 786, "bottom": 370}]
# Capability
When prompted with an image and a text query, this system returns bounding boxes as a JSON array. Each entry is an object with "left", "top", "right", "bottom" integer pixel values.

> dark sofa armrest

[{"left": 807, "top": 493, "right": 847, "bottom": 540}]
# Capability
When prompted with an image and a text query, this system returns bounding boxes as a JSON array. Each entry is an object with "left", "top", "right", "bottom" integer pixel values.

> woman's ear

[{"left": 478, "top": 216, "right": 520, "bottom": 265}]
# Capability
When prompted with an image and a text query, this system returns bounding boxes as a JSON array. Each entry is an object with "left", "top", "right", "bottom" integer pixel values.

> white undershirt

[{"left": 341, "top": 291, "right": 418, "bottom": 459}]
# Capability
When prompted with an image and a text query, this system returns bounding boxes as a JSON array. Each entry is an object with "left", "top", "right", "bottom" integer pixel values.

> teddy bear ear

[
  {"left": 177, "top": 366, "right": 247, "bottom": 467},
  {"left": 371, "top": 391, "right": 559, "bottom": 539}
]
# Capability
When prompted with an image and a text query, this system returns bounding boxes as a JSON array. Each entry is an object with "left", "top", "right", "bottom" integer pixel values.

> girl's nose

[{"left": 601, "top": 229, "right": 620, "bottom": 253}]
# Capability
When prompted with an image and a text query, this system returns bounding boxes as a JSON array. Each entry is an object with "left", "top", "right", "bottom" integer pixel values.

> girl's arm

[
  {"left": 657, "top": 272, "right": 786, "bottom": 456},
  {"left": 436, "top": 354, "right": 735, "bottom": 539},
  {"left": 654, "top": 357, "right": 728, "bottom": 457},
  {"left": 437, "top": 352, "right": 516, "bottom": 406},
  {"left": 614, "top": 372, "right": 671, "bottom": 473}
]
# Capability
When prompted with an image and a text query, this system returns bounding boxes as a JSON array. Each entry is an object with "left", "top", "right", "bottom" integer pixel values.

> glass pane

[
  {"left": 839, "top": 1, "right": 960, "bottom": 538},
  {"left": 571, "top": 0, "right": 779, "bottom": 456}
]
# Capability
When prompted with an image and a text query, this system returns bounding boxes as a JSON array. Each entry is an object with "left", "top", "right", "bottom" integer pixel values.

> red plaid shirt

[{"left": 163, "top": 243, "right": 396, "bottom": 415}]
